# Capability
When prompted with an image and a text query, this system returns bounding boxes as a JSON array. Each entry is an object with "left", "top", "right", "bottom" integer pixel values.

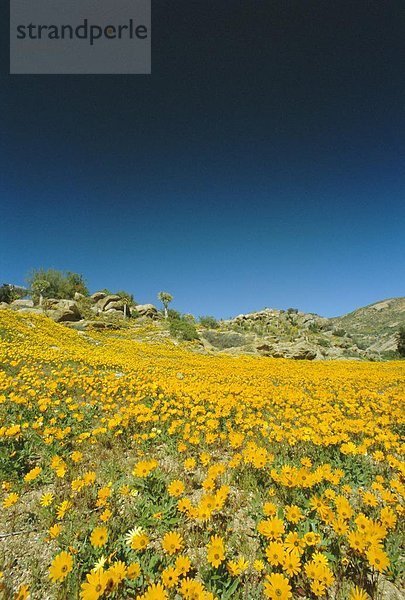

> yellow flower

[
  {"left": 107, "top": 560, "right": 127, "bottom": 584},
  {"left": 284, "top": 532, "right": 305, "bottom": 554},
  {"left": 207, "top": 535, "right": 225, "bottom": 567},
  {"left": 263, "top": 573, "right": 292, "bottom": 599},
  {"left": 162, "top": 566, "right": 180, "bottom": 588},
  {"left": 366, "top": 546, "right": 390, "bottom": 572},
  {"left": 80, "top": 568, "right": 109, "bottom": 599},
  {"left": 284, "top": 505, "right": 303, "bottom": 523},
  {"left": 304, "top": 531, "right": 320, "bottom": 546},
  {"left": 162, "top": 531, "right": 184, "bottom": 555},
  {"left": 257, "top": 517, "right": 285, "bottom": 539},
  {"left": 129, "top": 530, "right": 149, "bottom": 551},
  {"left": 3, "top": 493, "right": 19, "bottom": 508},
  {"left": 71, "top": 451, "right": 83, "bottom": 463},
  {"left": 349, "top": 586, "right": 369, "bottom": 600},
  {"left": 175, "top": 555, "right": 192, "bottom": 576},
  {"left": 127, "top": 562, "right": 141, "bottom": 579},
  {"left": 40, "top": 493, "right": 54, "bottom": 507},
  {"left": 253, "top": 559, "right": 265, "bottom": 572},
  {"left": 24, "top": 467, "right": 42, "bottom": 482},
  {"left": 90, "top": 526, "right": 108, "bottom": 548},
  {"left": 282, "top": 550, "right": 301, "bottom": 576},
  {"left": 310, "top": 580, "right": 326, "bottom": 597},
  {"left": 167, "top": 479, "right": 185, "bottom": 497},
  {"left": 141, "top": 583, "right": 168, "bottom": 600},
  {"left": 49, "top": 523, "right": 62, "bottom": 538},
  {"left": 14, "top": 584, "right": 30, "bottom": 600},
  {"left": 265, "top": 541, "right": 285, "bottom": 566},
  {"left": 263, "top": 502, "right": 277, "bottom": 516},
  {"left": 49, "top": 551, "right": 73, "bottom": 583},
  {"left": 133, "top": 459, "right": 158, "bottom": 478}
]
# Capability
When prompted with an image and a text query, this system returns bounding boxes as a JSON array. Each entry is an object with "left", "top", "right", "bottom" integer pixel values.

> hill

[
  {"left": 200, "top": 297, "right": 404, "bottom": 360},
  {"left": 1, "top": 294, "right": 404, "bottom": 361},
  {"left": 331, "top": 297, "right": 405, "bottom": 353}
]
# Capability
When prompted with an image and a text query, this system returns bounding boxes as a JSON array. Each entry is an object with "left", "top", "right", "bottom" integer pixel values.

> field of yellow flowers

[{"left": 0, "top": 311, "right": 404, "bottom": 600}]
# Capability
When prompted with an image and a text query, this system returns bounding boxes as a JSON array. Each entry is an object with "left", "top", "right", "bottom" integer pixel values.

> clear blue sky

[{"left": 1, "top": 1, "right": 404, "bottom": 318}]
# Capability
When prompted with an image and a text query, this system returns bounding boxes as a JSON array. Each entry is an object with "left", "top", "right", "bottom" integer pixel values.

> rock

[
  {"left": 91, "top": 291, "right": 107, "bottom": 302},
  {"left": 257, "top": 344, "right": 272, "bottom": 353},
  {"left": 132, "top": 304, "right": 159, "bottom": 318},
  {"left": 290, "top": 346, "right": 317, "bottom": 360},
  {"left": 64, "top": 320, "right": 120, "bottom": 331},
  {"left": 17, "top": 308, "right": 45, "bottom": 315},
  {"left": 48, "top": 299, "right": 82, "bottom": 323},
  {"left": 74, "top": 292, "right": 85, "bottom": 301},
  {"left": 43, "top": 298, "right": 60, "bottom": 308},
  {"left": 97, "top": 295, "right": 122, "bottom": 311},
  {"left": 104, "top": 309, "right": 125, "bottom": 319},
  {"left": 86, "top": 321, "right": 120, "bottom": 330},
  {"left": 11, "top": 299, "right": 34, "bottom": 308},
  {"left": 0, "top": 302, "right": 9, "bottom": 310},
  {"left": 104, "top": 300, "right": 125, "bottom": 312}
]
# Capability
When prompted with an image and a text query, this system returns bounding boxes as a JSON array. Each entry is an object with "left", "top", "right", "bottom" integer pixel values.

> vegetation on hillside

[
  {"left": 28, "top": 269, "right": 88, "bottom": 303},
  {"left": 0, "top": 310, "right": 404, "bottom": 599}
]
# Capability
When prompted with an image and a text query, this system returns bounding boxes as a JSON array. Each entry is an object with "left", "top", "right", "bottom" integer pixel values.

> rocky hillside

[
  {"left": 331, "top": 297, "right": 405, "bottom": 353},
  {"left": 200, "top": 298, "right": 405, "bottom": 360},
  {"left": 1, "top": 293, "right": 403, "bottom": 361}
]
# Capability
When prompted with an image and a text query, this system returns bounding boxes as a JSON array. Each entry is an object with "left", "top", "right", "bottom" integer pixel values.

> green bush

[
  {"left": 199, "top": 315, "right": 219, "bottom": 329},
  {"left": 0, "top": 284, "right": 12, "bottom": 303},
  {"left": 202, "top": 330, "right": 247, "bottom": 349},
  {"left": 27, "top": 269, "right": 88, "bottom": 302},
  {"left": 397, "top": 326, "right": 405, "bottom": 357},
  {"left": 169, "top": 318, "right": 199, "bottom": 341}
]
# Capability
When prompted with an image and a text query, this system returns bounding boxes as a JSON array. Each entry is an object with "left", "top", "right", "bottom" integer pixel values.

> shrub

[
  {"left": 168, "top": 317, "right": 199, "bottom": 341},
  {"left": 27, "top": 269, "right": 88, "bottom": 302},
  {"left": 199, "top": 316, "right": 219, "bottom": 329},
  {"left": 397, "top": 326, "right": 405, "bottom": 357},
  {"left": 167, "top": 309, "right": 181, "bottom": 320},
  {"left": 202, "top": 330, "right": 247, "bottom": 349},
  {"left": 0, "top": 284, "right": 26, "bottom": 303},
  {"left": 0, "top": 284, "right": 12, "bottom": 303}
]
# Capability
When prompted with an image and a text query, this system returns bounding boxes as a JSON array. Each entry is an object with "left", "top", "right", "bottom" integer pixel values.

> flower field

[{"left": 0, "top": 311, "right": 404, "bottom": 600}]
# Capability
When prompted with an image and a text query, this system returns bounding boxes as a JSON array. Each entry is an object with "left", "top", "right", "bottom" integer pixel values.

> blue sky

[{"left": 1, "top": 1, "right": 404, "bottom": 318}]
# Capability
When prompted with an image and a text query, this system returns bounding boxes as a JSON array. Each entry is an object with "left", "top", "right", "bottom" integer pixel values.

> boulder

[
  {"left": 11, "top": 299, "right": 34, "bottom": 308},
  {"left": 48, "top": 299, "right": 82, "bottom": 323},
  {"left": 97, "top": 295, "right": 122, "bottom": 311},
  {"left": 18, "top": 307, "right": 46, "bottom": 315},
  {"left": 0, "top": 302, "right": 9, "bottom": 310},
  {"left": 74, "top": 292, "right": 85, "bottom": 301},
  {"left": 91, "top": 291, "right": 107, "bottom": 303},
  {"left": 104, "top": 300, "right": 125, "bottom": 312},
  {"left": 104, "top": 308, "right": 125, "bottom": 318},
  {"left": 43, "top": 298, "right": 60, "bottom": 308},
  {"left": 290, "top": 346, "right": 317, "bottom": 361},
  {"left": 132, "top": 303, "right": 159, "bottom": 318}
]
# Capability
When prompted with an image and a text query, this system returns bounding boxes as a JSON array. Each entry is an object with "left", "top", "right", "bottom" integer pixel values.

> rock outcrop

[{"left": 132, "top": 304, "right": 159, "bottom": 319}]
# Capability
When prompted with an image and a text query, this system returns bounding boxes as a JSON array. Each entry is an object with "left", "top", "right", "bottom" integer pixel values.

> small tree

[
  {"left": 397, "top": 326, "right": 405, "bottom": 357},
  {"left": 27, "top": 269, "right": 88, "bottom": 300},
  {"left": 31, "top": 279, "right": 50, "bottom": 306},
  {"left": 116, "top": 291, "right": 135, "bottom": 319},
  {"left": 199, "top": 315, "right": 219, "bottom": 329},
  {"left": 0, "top": 284, "right": 13, "bottom": 303},
  {"left": 64, "top": 272, "right": 89, "bottom": 298},
  {"left": 158, "top": 291, "right": 173, "bottom": 319}
]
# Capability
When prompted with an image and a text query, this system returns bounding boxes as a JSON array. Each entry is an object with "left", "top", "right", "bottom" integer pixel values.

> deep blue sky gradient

[{"left": 1, "top": 1, "right": 404, "bottom": 318}]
